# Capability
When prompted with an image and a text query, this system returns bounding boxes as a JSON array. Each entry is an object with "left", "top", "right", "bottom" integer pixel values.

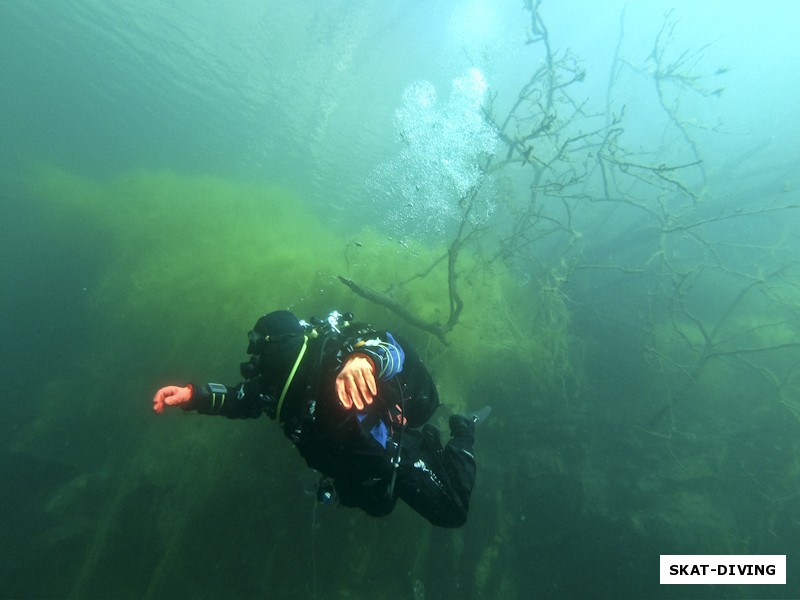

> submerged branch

[{"left": 337, "top": 276, "right": 449, "bottom": 344}]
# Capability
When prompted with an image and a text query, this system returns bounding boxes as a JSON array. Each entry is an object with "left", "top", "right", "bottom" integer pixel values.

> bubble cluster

[{"left": 371, "top": 68, "right": 498, "bottom": 238}]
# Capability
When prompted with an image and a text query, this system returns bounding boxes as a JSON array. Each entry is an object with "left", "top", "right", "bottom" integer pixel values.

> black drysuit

[{"left": 186, "top": 314, "right": 476, "bottom": 528}]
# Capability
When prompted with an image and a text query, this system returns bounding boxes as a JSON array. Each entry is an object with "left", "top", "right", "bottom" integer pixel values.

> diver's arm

[
  {"left": 341, "top": 330, "right": 406, "bottom": 381},
  {"left": 153, "top": 381, "right": 266, "bottom": 419},
  {"left": 335, "top": 329, "right": 406, "bottom": 410},
  {"left": 188, "top": 381, "right": 268, "bottom": 419}
]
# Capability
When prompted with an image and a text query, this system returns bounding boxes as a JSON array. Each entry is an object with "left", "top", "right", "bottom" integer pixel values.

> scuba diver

[{"left": 152, "top": 309, "right": 486, "bottom": 528}]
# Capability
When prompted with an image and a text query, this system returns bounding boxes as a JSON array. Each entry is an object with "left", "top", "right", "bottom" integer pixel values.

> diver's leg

[
  {"left": 395, "top": 425, "right": 476, "bottom": 528},
  {"left": 443, "top": 415, "right": 477, "bottom": 510}
]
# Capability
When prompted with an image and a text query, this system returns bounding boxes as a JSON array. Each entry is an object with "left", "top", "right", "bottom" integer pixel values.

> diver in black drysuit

[{"left": 152, "top": 309, "right": 477, "bottom": 528}]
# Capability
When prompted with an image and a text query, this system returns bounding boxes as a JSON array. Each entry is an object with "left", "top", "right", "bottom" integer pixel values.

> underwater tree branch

[
  {"left": 337, "top": 276, "right": 450, "bottom": 345},
  {"left": 647, "top": 264, "right": 798, "bottom": 431}
]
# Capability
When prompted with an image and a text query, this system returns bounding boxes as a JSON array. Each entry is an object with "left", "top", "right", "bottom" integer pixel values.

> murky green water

[{"left": 2, "top": 2, "right": 800, "bottom": 598}]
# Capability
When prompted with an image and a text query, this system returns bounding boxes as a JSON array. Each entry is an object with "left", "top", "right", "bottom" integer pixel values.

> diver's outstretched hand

[
  {"left": 152, "top": 384, "right": 193, "bottom": 414},
  {"left": 336, "top": 354, "right": 377, "bottom": 411}
]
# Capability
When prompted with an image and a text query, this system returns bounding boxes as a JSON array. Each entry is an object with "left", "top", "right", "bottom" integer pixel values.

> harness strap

[{"left": 276, "top": 334, "right": 309, "bottom": 423}]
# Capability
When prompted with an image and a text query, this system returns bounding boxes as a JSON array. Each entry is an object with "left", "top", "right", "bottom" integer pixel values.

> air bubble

[{"left": 369, "top": 69, "right": 498, "bottom": 238}]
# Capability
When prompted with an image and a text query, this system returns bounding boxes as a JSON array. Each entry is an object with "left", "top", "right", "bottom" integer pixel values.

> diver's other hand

[
  {"left": 336, "top": 354, "right": 377, "bottom": 410},
  {"left": 152, "top": 384, "right": 194, "bottom": 414}
]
